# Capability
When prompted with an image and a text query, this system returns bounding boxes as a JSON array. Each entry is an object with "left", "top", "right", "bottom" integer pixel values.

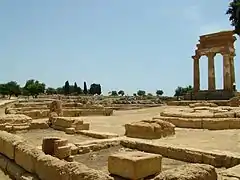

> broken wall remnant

[{"left": 125, "top": 119, "right": 175, "bottom": 139}]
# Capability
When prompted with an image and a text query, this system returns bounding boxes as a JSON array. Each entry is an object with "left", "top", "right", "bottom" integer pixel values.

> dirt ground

[
  {"left": 74, "top": 145, "right": 188, "bottom": 175},
  {"left": 0, "top": 171, "right": 11, "bottom": 180},
  {"left": 1, "top": 104, "right": 240, "bottom": 154},
  {"left": 16, "top": 129, "right": 94, "bottom": 146}
]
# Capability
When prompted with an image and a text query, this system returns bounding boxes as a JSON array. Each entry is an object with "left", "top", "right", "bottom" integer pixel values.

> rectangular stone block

[
  {"left": 53, "top": 139, "right": 68, "bottom": 152},
  {"left": 0, "top": 131, "right": 24, "bottom": 160},
  {"left": 6, "top": 160, "right": 26, "bottom": 180},
  {"left": 65, "top": 128, "right": 75, "bottom": 134},
  {"left": 51, "top": 124, "right": 66, "bottom": 131},
  {"left": 75, "top": 123, "right": 90, "bottom": 130},
  {"left": 35, "top": 154, "right": 69, "bottom": 180},
  {"left": 15, "top": 143, "right": 44, "bottom": 173},
  {"left": 52, "top": 117, "right": 75, "bottom": 128},
  {"left": 54, "top": 145, "right": 71, "bottom": 159},
  {"left": 108, "top": 151, "right": 162, "bottom": 179}
]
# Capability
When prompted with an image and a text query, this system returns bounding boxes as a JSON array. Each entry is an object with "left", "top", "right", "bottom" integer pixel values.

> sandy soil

[
  {"left": 0, "top": 171, "right": 11, "bottom": 180},
  {"left": 74, "top": 146, "right": 188, "bottom": 175},
  {"left": 82, "top": 106, "right": 240, "bottom": 154},
  {"left": 16, "top": 129, "right": 94, "bottom": 146}
]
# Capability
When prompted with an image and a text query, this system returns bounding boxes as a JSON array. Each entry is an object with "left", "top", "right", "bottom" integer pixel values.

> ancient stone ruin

[
  {"left": 108, "top": 151, "right": 162, "bottom": 179},
  {"left": 185, "top": 30, "right": 237, "bottom": 100},
  {"left": 50, "top": 116, "right": 89, "bottom": 134},
  {"left": 42, "top": 137, "right": 73, "bottom": 161},
  {"left": 125, "top": 119, "right": 175, "bottom": 139}
]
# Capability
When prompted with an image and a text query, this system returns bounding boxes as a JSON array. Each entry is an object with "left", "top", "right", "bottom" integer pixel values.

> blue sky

[{"left": 0, "top": 1, "right": 238, "bottom": 95}]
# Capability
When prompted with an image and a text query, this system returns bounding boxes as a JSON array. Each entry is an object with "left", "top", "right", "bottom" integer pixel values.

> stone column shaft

[
  {"left": 207, "top": 53, "right": 216, "bottom": 90},
  {"left": 230, "top": 56, "right": 235, "bottom": 86},
  {"left": 193, "top": 56, "right": 200, "bottom": 92},
  {"left": 223, "top": 54, "right": 232, "bottom": 91}
]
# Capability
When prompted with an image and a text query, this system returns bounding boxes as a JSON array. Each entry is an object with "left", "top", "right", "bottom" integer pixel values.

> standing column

[
  {"left": 222, "top": 53, "right": 232, "bottom": 91},
  {"left": 207, "top": 52, "right": 216, "bottom": 90},
  {"left": 192, "top": 55, "right": 200, "bottom": 92},
  {"left": 229, "top": 55, "right": 235, "bottom": 86}
]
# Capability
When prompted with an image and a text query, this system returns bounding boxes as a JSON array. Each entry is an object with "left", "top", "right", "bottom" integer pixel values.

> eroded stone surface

[
  {"left": 152, "top": 163, "right": 217, "bottom": 180},
  {"left": 125, "top": 119, "right": 175, "bottom": 139},
  {"left": 108, "top": 151, "right": 162, "bottom": 179}
]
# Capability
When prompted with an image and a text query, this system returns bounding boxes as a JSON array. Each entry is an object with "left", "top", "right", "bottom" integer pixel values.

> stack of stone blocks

[
  {"left": 42, "top": 137, "right": 73, "bottom": 162},
  {"left": 49, "top": 100, "right": 90, "bottom": 134},
  {"left": 50, "top": 117, "right": 90, "bottom": 134}
]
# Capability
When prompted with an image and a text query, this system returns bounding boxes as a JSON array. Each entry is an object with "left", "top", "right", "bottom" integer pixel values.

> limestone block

[
  {"left": 75, "top": 123, "right": 90, "bottom": 131},
  {"left": 30, "top": 119, "right": 49, "bottom": 129},
  {"left": 20, "top": 173, "right": 40, "bottom": 180},
  {"left": 6, "top": 160, "right": 26, "bottom": 180},
  {"left": 65, "top": 155, "right": 74, "bottom": 162},
  {"left": 213, "top": 112, "right": 235, "bottom": 118},
  {"left": 42, "top": 137, "right": 60, "bottom": 155},
  {"left": 125, "top": 120, "right": 175, "bottom": 139},
  {"left": 0, "top": 154, "right": 8, "bottom": 172},
  {"left": 54, "top": 145, "right": 71, "bottom": 159},
  {"left": 53, "top": 139, "right": 68, "bottom": 152},
  {"left": 4, "top": 125, "right": 13, "bottom": 132},
  {"left": 108, "top": 151, "right": 162, "bottom": 179},
  {"left": 78, "top": 145, "right": 91, "bottom": 154},
  {"left": 15, "top": 142, "right": 44, "bottom": 173},
  {"left": 0, "top": 131, "right": 24, "bottom": 160},
  {"left": 51, "top": 124, "right": 66, "bottom": 131},
  {"left": 68, "top": 143, "right": 79, "bottom": 155},
  {"left": 35, "top": 154, "right": 69, "bottom": 180},
  {"left": 52, "top": 117, "right": 75, "bottom": 128},
  {"left": 153, "top": 164, "right": 217, "bottom": 180},
  {"left": 49, "top": 100, "right": 63, "bottom": 116},
  {"left": 65, "top": 128, "right": 75, "bottom": 134},
  {"left": 12, "top": 125, "right": 30, "bottom": 131},
  {"left": 202, "top": 119, "right": 230, "bottom": 130}
]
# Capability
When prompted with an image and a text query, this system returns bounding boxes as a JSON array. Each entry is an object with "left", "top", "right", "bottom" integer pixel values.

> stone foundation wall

[
  {"left": 153, "top": 116, "right": 240, "bottom": 130},
  {"left": 166, "top": 100, "right": 229, "bottom": 106},
  {"left": 0, "top": 130, "right": 113, "bottom": 180},
  {"left": 184, "top": 90, "right": 236, "bottom": 100},
  {"left": 7, "top": 108, "right": 114, "bottom": 119},
  {"left": 120, "top": 139, "right": 240, "bottom": 168}
]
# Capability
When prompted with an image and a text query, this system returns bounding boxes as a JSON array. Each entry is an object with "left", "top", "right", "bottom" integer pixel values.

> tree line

[
  {"left": 0, "top": 80, "right": 102, "bottom": 98},
  {"left": 0, "top": 79, "right": 193, "bottom": 99}
]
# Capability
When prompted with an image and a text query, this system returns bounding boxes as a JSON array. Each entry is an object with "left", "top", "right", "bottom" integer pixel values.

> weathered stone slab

[{"left": 108, "top": 151, "right": 162, "bottom": 179}]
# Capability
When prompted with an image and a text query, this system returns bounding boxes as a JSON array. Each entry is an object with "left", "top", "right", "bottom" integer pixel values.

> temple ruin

[{"left": 185, "top": 30, "right": 237, "bottom": 100}]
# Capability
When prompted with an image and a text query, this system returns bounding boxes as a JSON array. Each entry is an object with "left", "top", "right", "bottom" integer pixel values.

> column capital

[
  {"left": 192, "top": 55, "right": 200, "bottom": 61},
  {"left": 206, "top": 52, "right": 216, "bottom": 59}
]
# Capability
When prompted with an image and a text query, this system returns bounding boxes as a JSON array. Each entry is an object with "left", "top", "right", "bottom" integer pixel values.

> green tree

[
  {"left": 56, "top": 87, "right": 64, "bottom": 94},
  {"left": 156, "top": 89, "right": 164, "bottom": 96},
  {"left": 111, "top": 91, "right": 118, "bottom": 96},
  {"left": 137, "top": 90, "right": 146, "bottom": 96},
  {"left": 118, "top": 90, "right": 125, "bottom": 96},
  {"left": 23, "top": 79, "right": 46, "bottom": 98},
  {"left": 5, "top": 81, "right": 21, "bottom": 99},
  {"left": 89, "top": 83, "right": 101, "bottom": 95},
  {"left": 46, "top": 87, "right": 57, "bottom": 95},
  {"left": 133, "top": 93, "right": 137, "bottom": 97},
  {"left": 174, "top": 85, "right": 193, "bottom": 97},
  {"left": 226, "top": 0, "right": 240, "bottom": 35},
  {"left": 83, "top": 81, "right": 88, "bottom": 95},
  {"left": 74, "top": 82, "right": 78, "bottom": 93},
  {"left": 64, "top": 81, "right": 70, "bottom": 95},
  {"left": 0, "top": 84, "right": 8, "bottom": 97}
]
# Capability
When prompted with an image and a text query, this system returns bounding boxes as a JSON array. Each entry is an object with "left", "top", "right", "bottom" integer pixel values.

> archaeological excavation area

[{"left": 0, "top": 95, "right": 240, "bottom": 180}]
